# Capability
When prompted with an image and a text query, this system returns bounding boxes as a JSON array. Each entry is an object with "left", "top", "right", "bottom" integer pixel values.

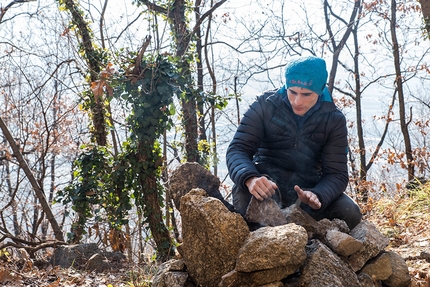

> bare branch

[
  {"left": 192, "top": 0, "right": 228, "bottom": 35},
  {"left": 100, "top": 0, "right": 109, "bottom": 49},
  {"left": 0, "top": 0, "right": 36, "bottom": 23}
]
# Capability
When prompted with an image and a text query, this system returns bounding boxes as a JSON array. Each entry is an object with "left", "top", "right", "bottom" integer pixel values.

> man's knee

[
  {"left": 232, "top": 185, "right": 252, "bottom": 216},
  {"left": 335, "top": 194, "right": 362, "bottom": 229},
  {"left": 345, "top": 201, "right": 362, "bottom": 229}
]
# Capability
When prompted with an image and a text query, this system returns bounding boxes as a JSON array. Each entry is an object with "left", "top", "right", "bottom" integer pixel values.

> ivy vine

[{"left": 58, "top": 53, "right": 179, "bottom": 258}]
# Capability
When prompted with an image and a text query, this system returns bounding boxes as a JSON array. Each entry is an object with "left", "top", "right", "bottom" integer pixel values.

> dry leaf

[{"left": 47, "top": 278, "right": 60, "bottom": 287}]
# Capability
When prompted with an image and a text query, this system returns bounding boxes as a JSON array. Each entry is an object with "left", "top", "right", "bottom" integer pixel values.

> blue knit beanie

[{"left": 285, "top": 56, "right": 328, "bottom": 95}]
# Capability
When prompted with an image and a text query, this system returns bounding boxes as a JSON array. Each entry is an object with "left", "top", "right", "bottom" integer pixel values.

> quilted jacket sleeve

[
  {"left": 310, "top": 111, "right": 349, "bottom": 211},
  {"left": 226, "top": 95, "right": 268, "bottom": 191}
]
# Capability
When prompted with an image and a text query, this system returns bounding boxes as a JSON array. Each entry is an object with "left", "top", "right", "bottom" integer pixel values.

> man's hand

[
  {"left": 245, "top": 176, "right": 278, "bottom": 201},
  {"left": 294, "top": 185, "right": 321, "bottom": 210}
]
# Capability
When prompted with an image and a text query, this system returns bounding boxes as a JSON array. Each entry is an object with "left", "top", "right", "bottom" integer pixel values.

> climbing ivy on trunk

[
  {"left": 58, "top": 53, "right": 179, "bottom": 259},
  {"left": 114, "top": 53, "right": 179, "bottom": 258}
]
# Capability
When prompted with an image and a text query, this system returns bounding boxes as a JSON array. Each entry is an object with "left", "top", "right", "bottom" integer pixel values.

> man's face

[{"left": 287, "top": 86, "right": 319, "bottom": 116}]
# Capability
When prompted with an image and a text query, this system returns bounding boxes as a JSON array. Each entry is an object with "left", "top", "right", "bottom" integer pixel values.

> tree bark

[{"left": 169, "top": 0, "right": 199, "bottom": 162}]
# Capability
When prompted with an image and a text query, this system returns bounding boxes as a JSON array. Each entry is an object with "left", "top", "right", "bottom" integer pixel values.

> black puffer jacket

[{"left": 226, "top": 87, "right": 348, "bottom": 211}]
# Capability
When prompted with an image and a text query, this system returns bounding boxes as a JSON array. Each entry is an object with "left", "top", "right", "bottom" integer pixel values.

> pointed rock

[
  {"left": 361, "top": 252, "right": 393, "bottom": 281},
  {"left": 382, "top": 251, "right": 411, "bottom": 287},
  {"left": 169, "top": 162, "right": 233, "bottom": 211}
]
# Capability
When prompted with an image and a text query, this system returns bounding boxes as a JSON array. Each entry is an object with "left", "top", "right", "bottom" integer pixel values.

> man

[{"left": 226, "top": 56, "right": 362, "bottom": 229}]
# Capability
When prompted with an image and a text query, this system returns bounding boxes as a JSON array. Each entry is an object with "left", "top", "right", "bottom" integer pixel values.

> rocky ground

[{"left": 0, "top": 188, "right": 429, "bottom": 287}]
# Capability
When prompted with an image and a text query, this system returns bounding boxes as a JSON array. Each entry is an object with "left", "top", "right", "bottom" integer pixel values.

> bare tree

[{"left": 0, "top": 0, "right": 36, "bottom": 23}]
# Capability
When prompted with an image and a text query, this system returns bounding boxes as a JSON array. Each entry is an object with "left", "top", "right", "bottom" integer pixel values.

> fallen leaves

[
  {"left": 0, "top": 269, "right": 21, "bottom": 285},
  {"left": 0, "top": 262, "right": 135, "bottom": 287}
]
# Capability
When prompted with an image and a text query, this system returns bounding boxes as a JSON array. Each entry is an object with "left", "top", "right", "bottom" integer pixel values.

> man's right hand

[{"left": 245, "top": 176, "right": 278, "bottom": 201}]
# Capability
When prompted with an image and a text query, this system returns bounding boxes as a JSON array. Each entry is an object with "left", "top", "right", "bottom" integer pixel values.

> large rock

[
  {"left": 179, "top": 188, "right": 249, "bottom": 287},
  {"left": 347, "top": 220, "right": 390, "bottom": 271},
  {"left": 168, "top": 162, "right": 233, "bottom": 211},
  {"left": 85, "top": 253, "right": 110, "bottom": 272},
  {"left": 299, "top": 239, "right": 361, "bottom": 287},
  {"left": 235, "top": 224, "right": 307, "bottom": 273},
  {"left": 49, "top": 243, "right": 125, "bottom": 271}
]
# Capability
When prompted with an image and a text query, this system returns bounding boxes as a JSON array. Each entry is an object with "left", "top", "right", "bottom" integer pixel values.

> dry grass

[{"left": 366, "top": 185, "right": 430, "bottom": 246}]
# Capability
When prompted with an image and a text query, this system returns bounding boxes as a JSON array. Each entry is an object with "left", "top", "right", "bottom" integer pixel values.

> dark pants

[{"left": 232, "top": 184, "right": 362, "bottom": 230}]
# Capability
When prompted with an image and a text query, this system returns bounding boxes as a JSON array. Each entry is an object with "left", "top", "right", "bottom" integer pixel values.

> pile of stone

[{"left": 152, "top": 163, "right": 411, "bottom": 287}]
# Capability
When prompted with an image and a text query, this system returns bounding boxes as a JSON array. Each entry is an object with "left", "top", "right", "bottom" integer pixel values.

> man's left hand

[{"left": 294, "top": 185, "right": 321, "bottom": 210}]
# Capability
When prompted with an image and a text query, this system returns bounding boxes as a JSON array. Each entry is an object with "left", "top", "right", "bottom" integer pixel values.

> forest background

[{"left": 1, "top": 0, "right": 430, "bottom": 268}]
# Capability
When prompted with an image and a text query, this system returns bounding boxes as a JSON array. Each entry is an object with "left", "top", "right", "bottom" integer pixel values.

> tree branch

[
  {"left": 0, "top": 0, "right": 36, "bottom": 23},
  {"left": 136, "top": 0, "right": 167, "bottom": 15},
  {"left": 192, "top": 0, "right": 228, "bottom": 35}
]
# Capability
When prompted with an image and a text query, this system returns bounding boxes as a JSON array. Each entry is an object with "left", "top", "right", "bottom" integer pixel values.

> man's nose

[{"left": 294, "top": 95, "right": 303, "bottom": 105}]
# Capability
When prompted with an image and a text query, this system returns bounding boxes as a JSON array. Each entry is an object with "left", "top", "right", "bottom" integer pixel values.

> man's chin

[{"left": 293, "top": 110, "right": 305, "bottom": 116}]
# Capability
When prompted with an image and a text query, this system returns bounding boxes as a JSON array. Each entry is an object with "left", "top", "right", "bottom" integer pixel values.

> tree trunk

[
  {"left": 137, "top": 141, "right": 173, "bottom": 259},
  {"left": 62, "top": 0, "right": 107, "bottom": 147},
  {"left": 139, "top": 175, "right": 174, "bottom": 259},
  {"left": 418, "top": 0, "right": 430, "bottom": 38},
  {"left": 390, "top": 0, "right": 414, "bottom": 181},
  {"left": 352, "top": 27, "right": 369, "bottom": 202},
  {"left": 170, "top": 0, "right": 199, "bottom": 162},
  {"left": 0, "top": 116, "right": 64, "bottom": 242},
  {"left": 195, "top": 1, "right": 209, "bottom": 166}
]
